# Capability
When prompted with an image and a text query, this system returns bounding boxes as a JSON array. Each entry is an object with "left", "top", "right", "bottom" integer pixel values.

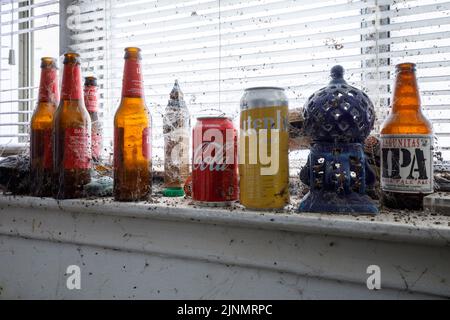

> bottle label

[
  {"left": 84, "top": 86, "right": 98, "bottom": 112},
  {"left": 61, "top": 65, "right": 82, "bottom": 100},
  {"left": 38, "top": 68, "right": 59, "bottom": 104},
  {"left": 122, "top": 59, "right": 144, "bottom": 98},
  {"left": 380, "top": 134, "right": 434, "bottom": 194},
  {"left": 142, "top": 127, "right": 152, "bottom": 159},
  {"left": 64, "top": 128, "right": 91, "bottom": 170}
]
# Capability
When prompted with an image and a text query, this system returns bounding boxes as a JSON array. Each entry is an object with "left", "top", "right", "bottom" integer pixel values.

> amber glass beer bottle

[
  {"left": 53, "top": 53, "right": 92, "bottom": 199},
  {"left": 114, "top": 47, "right": 152, "bottom": 202},
  {"left": 30, "top": 57, "right": 59, "bottom": 197},
  {"left": 381, "top": 63, "right": 434, "bottom": 210},
  {"left": 84, "top": 76, "right": 103, "bottom": 162}
]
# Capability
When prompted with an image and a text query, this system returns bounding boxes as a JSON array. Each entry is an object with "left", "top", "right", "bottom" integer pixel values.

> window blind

[
  {"left": 67, "top": 0, "right": 450, "bottom": 169},
  {"left": 0, "top": 0, "right": 59, "bottom": 155}
]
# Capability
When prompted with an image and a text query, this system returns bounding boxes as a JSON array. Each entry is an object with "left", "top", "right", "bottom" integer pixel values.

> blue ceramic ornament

[{"left": 299, "top": 66, "right": 378, "bottom": 214}]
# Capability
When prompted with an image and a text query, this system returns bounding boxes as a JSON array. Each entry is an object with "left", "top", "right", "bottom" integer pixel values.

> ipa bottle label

[{"left": 381, "top": 134, "right": 434, "bottom": 194}]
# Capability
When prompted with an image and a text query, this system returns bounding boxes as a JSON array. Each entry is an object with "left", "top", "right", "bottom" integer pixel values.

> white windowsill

[
  {"left": 1, "top": 195, "right": 449, "bottom": 246},
  {"left": 0, "top": 195, "right": 449, "bottom": 299}
]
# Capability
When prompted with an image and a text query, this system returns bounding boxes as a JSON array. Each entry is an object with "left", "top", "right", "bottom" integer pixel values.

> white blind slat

[{"left": 0, "top": 0, "right": 59, "bottom": 146}]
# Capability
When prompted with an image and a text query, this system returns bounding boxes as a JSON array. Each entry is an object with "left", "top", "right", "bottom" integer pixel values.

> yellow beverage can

[{"left": 239, "top": 87, "right": 290, "bottom": 210}]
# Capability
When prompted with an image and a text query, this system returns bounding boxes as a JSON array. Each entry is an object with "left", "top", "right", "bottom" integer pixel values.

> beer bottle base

[
  {"left": 30, "top": 170, "right": 53, "bottom": 198},
  {"left": 193, "top": 200, "right": 236, "bottom": 208},
  {"left": 52, "top": 170, "right": 91, "bottom": 200},
  {"left": 381, "top": 191, "right": 428, "bottom": 211},
  {"left": 31, "top": 190, "right": 53, "bottom": 198},
  {"left": 114, "top": 189, "right": 152, "bottom": 202},
  {"left": 114, "top": 196, "right": 152, "bottom": 203}
]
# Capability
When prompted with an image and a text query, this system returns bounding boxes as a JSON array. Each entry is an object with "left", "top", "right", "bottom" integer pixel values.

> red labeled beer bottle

[
  {"left": 53, "top": 53, "right": 92, "bottom": 199},
  {"left": 84, "top": 76, "right": 103, "bottom": 162},
  {"left": 381, "top": 63, "right": 434, "bottom": 210},
  {"left": 30, "top": 57, "right": 59, "bottom": 197},
  {"left": 114, "top": 47, "right": 152, "bottom": 202}
]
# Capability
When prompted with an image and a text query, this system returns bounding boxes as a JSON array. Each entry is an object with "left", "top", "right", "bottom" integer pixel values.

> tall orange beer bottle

[
  {"left": 30, "top": 57, "right": 59, "bottom": 197},
  {"left": 114, "top": 47, "right": 152, "bottom": 202},
  {"left": 53, "top": 53, "right": 92, "bottom": 199},
  {"left": 380, "top": 63, "right": 434, "bottom": 210}
]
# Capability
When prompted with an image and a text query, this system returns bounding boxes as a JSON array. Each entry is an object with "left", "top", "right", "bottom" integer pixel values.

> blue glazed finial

[{"left": 331, "top": 65, "right": 344, "bottom": 80}]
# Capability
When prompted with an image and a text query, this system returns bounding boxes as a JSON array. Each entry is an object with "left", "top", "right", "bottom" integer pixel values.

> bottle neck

[
  {"left": 84, "top": 85, "right": 98, "bottom": 113},
  {"left": 122, "top": 58, "right": 144, "bottom": 98},
  {"left": 38, "top": 67, "right": 59, "bottom": 104},
  {"left": 61, "top": 63, "right": 82, "bottom": 101},
  {"left": 391, "top": 70, "right": 422, "bottom": 113}
]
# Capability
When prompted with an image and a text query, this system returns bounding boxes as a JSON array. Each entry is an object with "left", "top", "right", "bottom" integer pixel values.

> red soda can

[{"left": 192, "top": 116, "right": 239, "bottom": 206}]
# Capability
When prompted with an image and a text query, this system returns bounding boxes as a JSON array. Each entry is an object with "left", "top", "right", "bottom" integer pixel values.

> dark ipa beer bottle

[
  {"left": 114, "top": 47, "right": 152, "bottom": 201},
  {"left": 381, "top": 63, "right": 434, "bottom": 210},
  {"left": 30, "top": 57, "right": 59, "bottom": 197},
  {"left": 84, "top": 76, "right": 103, "bottom": 162},
  {"left": 53, "top": 53, "right": 92, "bottom": 199}
]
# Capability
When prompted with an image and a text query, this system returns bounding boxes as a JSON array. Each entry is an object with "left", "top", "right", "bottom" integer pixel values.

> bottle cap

[
  {"left": 41, "top": 57, "right": 57, "bottom": 69},
  {"left": 63, "top": 52, "right": 81, "bottom": 65},
  {"left": 163, "top": 187, "right": 185, "bottom": 198},
  {"left": 124, "top": 47, "right": 142, "bottom": 60},
  {"left": 396, "top": 62, "right": 416, "bottom": 72},
  {"left": 84, "top": 76, "right": 98, "bottom": 87}
]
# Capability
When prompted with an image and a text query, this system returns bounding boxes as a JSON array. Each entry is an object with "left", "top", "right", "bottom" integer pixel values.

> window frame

[
  {"left": 0, "top": 0, "right": 59, "bottom": 157},
  {"left": 0, "top": 0, "right": 33, "bottom": 156}
]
